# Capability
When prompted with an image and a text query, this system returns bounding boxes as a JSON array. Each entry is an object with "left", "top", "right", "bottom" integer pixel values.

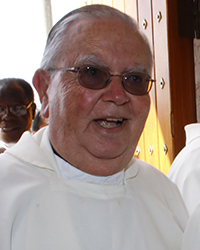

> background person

[
  {"left": 0, "top": 78, "right": 36, "bottom": 152},
  {"left": 168, "top": 123, "right": 200, "bottom": 215},
  {"left": 0, "top": 5, "right": 188, "bottom": 250}
]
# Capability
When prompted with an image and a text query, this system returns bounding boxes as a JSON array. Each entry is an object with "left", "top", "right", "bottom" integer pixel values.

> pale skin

[{"left": 33, "top": 17, "right": 152, "bottom": 176}]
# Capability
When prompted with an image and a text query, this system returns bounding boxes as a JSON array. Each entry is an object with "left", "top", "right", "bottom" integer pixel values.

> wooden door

[
  {"left": 132, "top": 0, "right": 196, "bottom": 174},
  {"left": 151, "top": 0, "right": 173, "bottom": 173}
]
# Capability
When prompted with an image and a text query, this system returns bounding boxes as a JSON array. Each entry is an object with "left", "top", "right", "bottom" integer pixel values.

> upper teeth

[
  {"left": 106, "top": 118, "right": 123, "bottom": 122},
  {"left": 97, "top": 118, "right": 124, "bottom": 128},
  {"left": 1, "top": 127, "right": 15, "bottom": 131}
]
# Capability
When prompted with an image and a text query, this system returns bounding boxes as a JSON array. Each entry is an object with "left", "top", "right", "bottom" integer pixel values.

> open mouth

[{"left": 95, "top": 118, "right": 124, "bottom": 128}]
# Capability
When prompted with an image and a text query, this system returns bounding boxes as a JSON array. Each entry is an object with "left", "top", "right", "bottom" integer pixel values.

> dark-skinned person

[
  {"left": 0, "top": 5, "right": 188, "bottom": 250},
  {"left": 0, "top": 78, "right": 36, "bottom": 153}
]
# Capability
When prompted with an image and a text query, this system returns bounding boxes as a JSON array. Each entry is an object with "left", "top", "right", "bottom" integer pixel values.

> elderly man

[
  {"left": 0, "top": 78, "right": 36, "bottom": 152},
  {"left": 0, "top": 5, "right": 188, "bottom": 250},
  {"left": 168, "top": 123, "right": 200, "bottom": 215}
]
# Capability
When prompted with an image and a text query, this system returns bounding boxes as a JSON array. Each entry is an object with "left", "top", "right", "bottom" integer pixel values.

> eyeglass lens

[
  {"left": 77, "top": 66, "right": 152, "bottom": 95},
  {"left": 0, "top": 105, "right": 28, "bottom": 117}
]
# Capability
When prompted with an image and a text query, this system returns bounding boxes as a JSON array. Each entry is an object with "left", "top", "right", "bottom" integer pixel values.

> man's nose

[{"left": 101, "top": 76, "right": 129, "bottom": 105}]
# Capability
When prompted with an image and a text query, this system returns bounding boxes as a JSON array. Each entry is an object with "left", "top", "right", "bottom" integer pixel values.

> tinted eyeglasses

[
  {"left": 47, "top": 65, "right": 155, "bottom": 96},
  {"left": 0, "top": 101, "right": 33, "bottom": 117}
]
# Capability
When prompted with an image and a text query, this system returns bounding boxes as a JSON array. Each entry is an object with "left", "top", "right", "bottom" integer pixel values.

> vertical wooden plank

[
  {"left": 124, "top": 0, "right": 147, "bottom": 161},
  {"left": 137, "top": 0, "right": 160, "bottom": 169},
  {"left": 151, "top": 0, "right": 172, "bottom": 174}
]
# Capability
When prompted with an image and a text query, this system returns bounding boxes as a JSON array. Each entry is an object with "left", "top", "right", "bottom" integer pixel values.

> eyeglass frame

[
  {"left": 47, "top": 65, "right": 155, "bottom": 96},
  {"left": 0, "top": 101, "right": 33, "bottom": 117}
]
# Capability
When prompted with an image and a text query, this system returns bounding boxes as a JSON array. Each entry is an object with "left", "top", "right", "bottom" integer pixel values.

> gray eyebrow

[
  {"left": 74, "top": 55, "right": 105, "bottom": 66},
  {"left": 74, "top": 55, "right": 150, "bottom": 75}
]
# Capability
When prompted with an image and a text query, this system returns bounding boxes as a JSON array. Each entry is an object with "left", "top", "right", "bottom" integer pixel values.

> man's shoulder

[
  {"left": 127, "top": 157, "right": 173, "bottom": 188},
  {"left": 129, "top": 157, "right": 166, "bottom": 176},
  {"left": 126, "top": 158, "right": 187, "bottom": 214},
  {"left": 3, "top": 128, "right": 48, "bottom": 160},
  {"left": 0, "top": 127, "right": 58, "bottom": 181}
]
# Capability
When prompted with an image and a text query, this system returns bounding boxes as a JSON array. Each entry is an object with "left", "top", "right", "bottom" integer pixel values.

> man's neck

[{"left": 54, "top": 153, "right": 125, "bottom": 185}]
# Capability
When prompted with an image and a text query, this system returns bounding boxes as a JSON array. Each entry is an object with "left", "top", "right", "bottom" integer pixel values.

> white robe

[
  {"left": 168, "top": 123, "right": 200, "bottom": 215},
  {"left": 0, "top": 127, "right": 188, "bottom": 250},
  {"left": 182, "top": 203, "right": 200, "bottom": 250}
]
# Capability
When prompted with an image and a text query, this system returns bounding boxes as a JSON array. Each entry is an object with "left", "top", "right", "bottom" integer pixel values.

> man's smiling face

[
  {"left": 0, "top": 82, "right": 34, "bottom": 144},
  {"left": 38, "top": 17, "right": 152, "bottom": 176}
]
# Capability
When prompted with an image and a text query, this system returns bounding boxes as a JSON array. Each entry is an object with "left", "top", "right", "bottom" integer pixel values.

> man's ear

[
  {"left": 33, "top": 69, "right": 49, "bottom": 102},
  {"left": 33, "top": 69, "right": 50, "bottom": 119}
]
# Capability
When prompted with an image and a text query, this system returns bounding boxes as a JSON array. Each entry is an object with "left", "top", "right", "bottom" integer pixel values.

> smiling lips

[
  {"left": 1, "top": 126, "right": 18, "bottom": 132},
  {"left": 95, "top": 118, "right": 124, "bottom": 128}
]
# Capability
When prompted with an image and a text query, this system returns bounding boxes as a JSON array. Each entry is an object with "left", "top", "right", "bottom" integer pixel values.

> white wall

[
  {"left": 50, "top": 0, "right": 82, "bottom": 25},
  {"left": 0, "top": 0, "right": 82, "bottom": 109}
]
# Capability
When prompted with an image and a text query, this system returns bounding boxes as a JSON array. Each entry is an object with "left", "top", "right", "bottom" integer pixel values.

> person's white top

[
  {"left": 0, "top": 140, "right": 15, "bottom": 150},
  {"left": 182, "top": 203, "right": 200, "bottom": 250},
  {"left": 0, "top": 127, "right": 188, "bottom": 250},
  {"left": 168, "top": 123, "right": 200, "bottom": 215}
]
